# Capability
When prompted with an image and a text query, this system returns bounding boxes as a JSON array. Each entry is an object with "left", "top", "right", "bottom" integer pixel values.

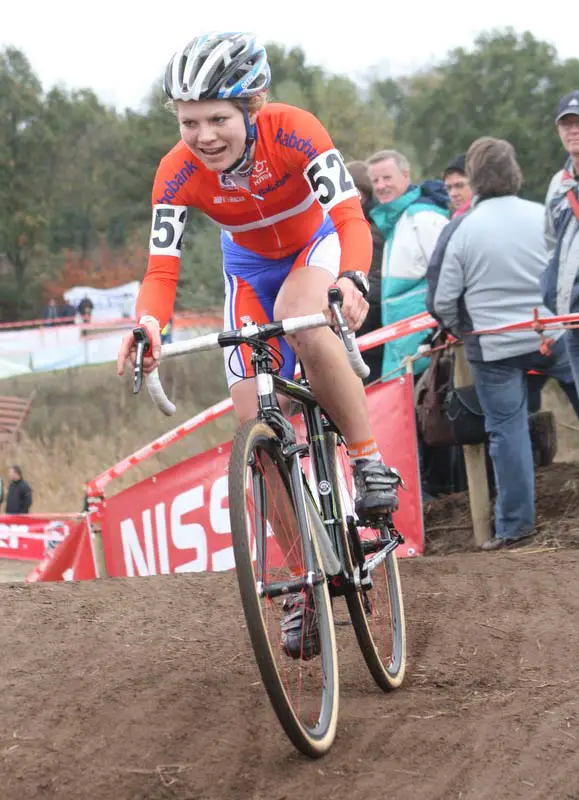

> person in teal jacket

[{"left": 367, "top": 149, "right": 449, "bottom": 379}]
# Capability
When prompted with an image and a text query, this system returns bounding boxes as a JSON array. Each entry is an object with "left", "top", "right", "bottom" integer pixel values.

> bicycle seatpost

[{"left": 131, "top": 326, "right": 150, "bottom": 395}]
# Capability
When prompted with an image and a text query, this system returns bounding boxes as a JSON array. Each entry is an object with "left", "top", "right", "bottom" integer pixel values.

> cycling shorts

[{"left": 222, "top": 216, "right": 340, "bottom": 387}]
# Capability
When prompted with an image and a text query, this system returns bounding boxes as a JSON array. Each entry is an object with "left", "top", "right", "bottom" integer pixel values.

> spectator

[
  {"left": 346, "top": 160, "right": 384, "bottom": 383},
  {"left": 366, "top": 149, "right": 449, "bottom": 379},
  {"left": 542, "top": 90, "right": 579, "bottom": 394},
  {"left": 42, "top": 298, "right": 59, "bottom": 325},
  {"left": 77, "top": 295, "right": 94, "bottom": 324},
  {"left": 5, "top": 465, "right": 32, "bottom": 514},
  {"left": 443, "top": 154, "right": 473, "bottom": 218},
  {"left": 121, "top": 293, "right": 134, "bottom": 320},
  {"left": 60, "top": 301, "right": 77, "bottom": 325},
  {"left": 426, "top": 136, "right": 579, "bottom": 550}
]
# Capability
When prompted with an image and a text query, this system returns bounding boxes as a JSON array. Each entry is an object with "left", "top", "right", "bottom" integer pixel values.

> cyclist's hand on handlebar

[
  {"left": 116, "top": 319, "right": 161, "bottom": 376},
  {"left": 334, "top": 276, "right": 369, "bottom": 332}
]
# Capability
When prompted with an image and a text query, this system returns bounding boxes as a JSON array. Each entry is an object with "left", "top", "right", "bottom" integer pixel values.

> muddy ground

[{"left": 1, "top": 462, "right": 579, "bottom": 799}]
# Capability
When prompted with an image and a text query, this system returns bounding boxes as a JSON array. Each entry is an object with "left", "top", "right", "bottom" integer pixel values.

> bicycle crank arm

[
  {"left": 364, "top": 538, "right": 400, "bottom": 575},
  {"left": 257, "top": 573, "right": 325, "bottom": 600}
]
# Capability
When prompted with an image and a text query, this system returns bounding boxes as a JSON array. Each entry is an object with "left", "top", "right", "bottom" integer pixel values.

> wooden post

[
  {"left": 453, "top": 346, "right": 492, "bottom": 546},
  {"left": 90, "top": 525, "right": 109, "bottom": 578},
  {"left": 86, "top": 503, "right": 109, "bottom": 578}
]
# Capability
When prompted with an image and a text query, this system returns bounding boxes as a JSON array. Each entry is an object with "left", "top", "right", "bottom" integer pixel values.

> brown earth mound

[{"left": 424, "top": 461, "right": 579, "bottom": 556}]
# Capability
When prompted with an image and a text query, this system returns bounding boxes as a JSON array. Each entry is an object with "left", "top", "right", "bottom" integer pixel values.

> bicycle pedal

[
  {"left": 357, "top": 512, "right": 393, "bottom": 528},
  {"left": 361, "top": 537, "right": 388, "bottom": 555}
]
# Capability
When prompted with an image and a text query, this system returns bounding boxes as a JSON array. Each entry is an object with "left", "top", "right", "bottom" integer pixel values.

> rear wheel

[
  {"left": 326, "top": 432, "right": 406, "bottom": 691},
  {"left": 228, "top": 419, "right": 339, "bottom": 757}
]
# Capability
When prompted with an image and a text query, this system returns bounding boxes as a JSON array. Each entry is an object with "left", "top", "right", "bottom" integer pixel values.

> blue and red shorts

[{"left": 222, "top": 217, "right": 340, "bottom": 387}]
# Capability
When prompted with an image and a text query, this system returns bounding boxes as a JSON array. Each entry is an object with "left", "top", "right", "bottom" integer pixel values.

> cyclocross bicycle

[{"left": 132, "top": 287, "right": 406, "bottom": 758}]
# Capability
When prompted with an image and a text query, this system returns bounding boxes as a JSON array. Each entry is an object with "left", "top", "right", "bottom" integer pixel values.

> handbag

[{"left": 416, "top": 339, "right": 486, "bottom": 447}]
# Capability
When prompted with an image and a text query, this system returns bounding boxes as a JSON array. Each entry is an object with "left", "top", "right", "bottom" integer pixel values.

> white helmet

[{"left": 163, "top": 32, "right": 271, "bottom": 102}]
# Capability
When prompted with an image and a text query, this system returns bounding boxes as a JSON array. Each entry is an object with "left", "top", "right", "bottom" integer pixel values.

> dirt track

[{"left": 1, "top": 464, "right": 579, "bottom": 799}]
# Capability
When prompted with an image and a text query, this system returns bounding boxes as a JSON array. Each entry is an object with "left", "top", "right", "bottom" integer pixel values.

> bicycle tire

[
  {"left": 326, "top": 432, "right": 407, "bottom": 691},
  {"left": 228, "top": 419, "right": 339, "bottom": 757}
]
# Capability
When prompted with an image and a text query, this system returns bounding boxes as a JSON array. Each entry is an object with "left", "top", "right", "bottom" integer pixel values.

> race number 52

[
  {"left": 305, "top": 149, "right": 358, "bottom": 211},
  {"left": 150, "top": 205, "right": 187, "bottom": 258}
]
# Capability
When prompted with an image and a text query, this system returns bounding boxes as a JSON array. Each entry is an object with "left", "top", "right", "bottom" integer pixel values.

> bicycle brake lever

[
  {"left": 132, "top": 326, "right": 150, "bottom": 395},
  {"left": 327, "top": 286, "right": 354, "bottom": 352}
]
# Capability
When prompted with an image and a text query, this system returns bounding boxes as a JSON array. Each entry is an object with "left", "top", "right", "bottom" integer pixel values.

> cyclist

[{"left": 117, "top": 32, "right": 402, "bottom": 656}]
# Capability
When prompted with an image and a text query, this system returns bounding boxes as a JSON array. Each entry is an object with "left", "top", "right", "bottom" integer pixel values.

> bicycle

[{"left": 131, "top": 287, "right": 407, "bottom": 758}]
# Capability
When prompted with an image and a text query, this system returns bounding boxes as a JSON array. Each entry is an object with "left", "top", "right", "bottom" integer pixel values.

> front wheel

[
  {"left": 228, "top": 419, "right": 339, "bottom": 757},
  {"left": 326, "top": 432, "right": 407, "bottom": 691}
]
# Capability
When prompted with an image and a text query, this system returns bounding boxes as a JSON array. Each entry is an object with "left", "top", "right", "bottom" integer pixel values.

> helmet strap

[{"left": 223, "top": 101, "right": 257, "bottom": 176}]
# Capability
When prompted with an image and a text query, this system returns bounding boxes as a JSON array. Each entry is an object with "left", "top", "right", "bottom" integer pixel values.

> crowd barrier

[
  {"left": 1, "top": 308, "right": 576, "bottom": 583},
  {"left": 0, "top": 310, "right": 222, "bottom": 332}
]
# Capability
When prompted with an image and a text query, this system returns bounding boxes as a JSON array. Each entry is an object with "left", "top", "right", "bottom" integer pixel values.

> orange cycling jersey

[{"left": 136, "top": 103, "right": 372, "bottom": 327}]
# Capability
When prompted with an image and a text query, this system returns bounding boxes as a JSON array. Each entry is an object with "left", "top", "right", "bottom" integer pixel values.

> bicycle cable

[{"left": 227, "top": 337, "right": 285, "bottom": 381}]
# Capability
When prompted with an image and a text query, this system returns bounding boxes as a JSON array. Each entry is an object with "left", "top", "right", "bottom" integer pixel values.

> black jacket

[
  {"left": 6, "top": 479, "right": 33, "bottom": 514},
  {"left": 355, "top": 198, "right": 386, "bottom": 384},
  {"left": 362, "top": 197, "right": 384, "bottom": 309}
]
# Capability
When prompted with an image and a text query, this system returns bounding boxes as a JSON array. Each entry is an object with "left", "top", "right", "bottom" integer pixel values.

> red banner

[
  {"left": 0, "top": 516, "right": 77, "bottom": 562},
  {"left": 100, "top": 375, "right": 422, "bottom": 578}
]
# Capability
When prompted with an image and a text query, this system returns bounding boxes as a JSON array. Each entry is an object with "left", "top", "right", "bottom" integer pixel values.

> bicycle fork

[{"left": 253, "top": 450, "right": 328, "bottom": 602}]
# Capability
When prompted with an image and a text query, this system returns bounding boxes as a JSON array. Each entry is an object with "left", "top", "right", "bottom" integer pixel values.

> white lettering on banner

[
  {"left": 121, "top": 517, "right": 151, "bottom": 576},
  {"left": 155, "top": 503, "right": 170, "bottom": 574},
  {"left": 119, "top": 481, "right": 236, "bottom": 576},
  {"left": 0, "top": 536, "right": 18, "bottom": 549},
  {"left": 210, "top": 476, "right": 234, "bottom": 571},
  {"left": 143, "top": 508, "right": 157, "bottom": 575},
  {"left": 0, "top": 524, "right": 27, "bottom": 550},
  {"left": 171, "top": 487, "right": 208, "bottom": 573}
]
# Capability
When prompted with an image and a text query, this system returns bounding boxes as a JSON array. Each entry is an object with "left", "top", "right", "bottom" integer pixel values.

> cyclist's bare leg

[
  {"left": 230, "top": 378, "right": 292, "bottom": 424},
  {"left": 274, "top": 266, "right": 372, "bottom": 444},
  {"left": 231, "top": 377, "right": 260, "bottom": 425},
  {"left": 275, "top": 266, "right": 401, "bottom": 515}
]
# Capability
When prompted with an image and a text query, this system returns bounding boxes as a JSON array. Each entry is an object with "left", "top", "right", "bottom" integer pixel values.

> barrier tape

[{"left": 0, "top": 310, "right": 222, "bottom": 332}]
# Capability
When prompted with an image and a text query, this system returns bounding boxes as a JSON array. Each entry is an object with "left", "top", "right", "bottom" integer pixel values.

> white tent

[{"left": 63, "top": 281, "right": 140, "bottom": 321}]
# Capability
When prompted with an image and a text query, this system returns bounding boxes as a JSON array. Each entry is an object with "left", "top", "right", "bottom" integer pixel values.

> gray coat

[{"left": 426, "top": 195, "right": 562, "bottom": 361}]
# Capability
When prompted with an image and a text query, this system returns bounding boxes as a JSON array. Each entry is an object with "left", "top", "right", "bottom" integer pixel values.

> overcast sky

[{"left": 2, "top": 1, "right": 577, "bottom": 111}]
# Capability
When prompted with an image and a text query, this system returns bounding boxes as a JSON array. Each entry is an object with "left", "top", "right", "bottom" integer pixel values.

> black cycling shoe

[
  {"left": 353, "top": 458, "right": 402, "bottom": 517},
  {"left": 280, "top": 591, "right": 320, "bottom": 660}
]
